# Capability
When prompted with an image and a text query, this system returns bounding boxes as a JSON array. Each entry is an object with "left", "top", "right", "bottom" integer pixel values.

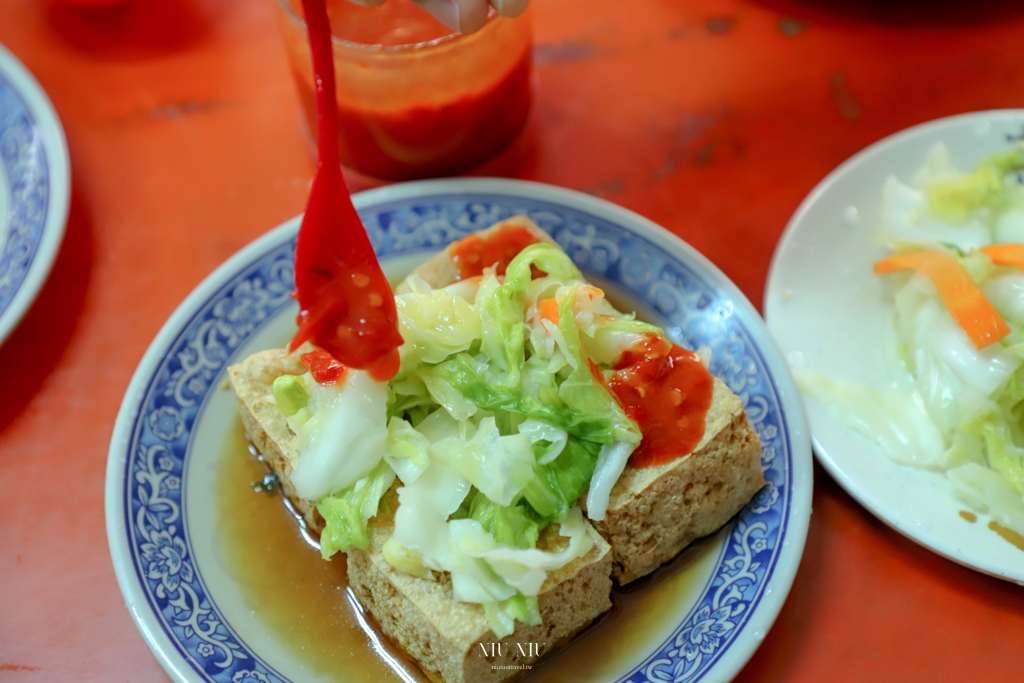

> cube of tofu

[
  {"left": 348, "top": 493, "right": 612, "bottom": 683},
  {"left": 585, "top": 379, "right": 765, "bottom": 584}
]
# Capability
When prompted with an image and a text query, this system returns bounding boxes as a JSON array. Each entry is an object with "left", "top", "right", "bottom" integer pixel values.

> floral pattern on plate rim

[{"left": 0, "top": 72, "right": 50, "bottom": 322}]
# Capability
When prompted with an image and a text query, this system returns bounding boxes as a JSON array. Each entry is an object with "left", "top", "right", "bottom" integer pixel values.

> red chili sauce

[
  {"left": 449, "top": 224, "right": 541, "bottom": 280},
  {"left": 301, "top": 349, "right": 348, "bottom": 385},
  {"left": 607, "top": 334, "right": 714, "bottom": 468},
  {"left": 294, "top": 48, "right": 532, "bottom": 181},
  {"left": 290, "top": 0, "right": 403, "bottom": 382}
]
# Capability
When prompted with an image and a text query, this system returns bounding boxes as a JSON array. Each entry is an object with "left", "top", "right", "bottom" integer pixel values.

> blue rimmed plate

[
  {"left": 106, "top": 179, "right": 811, "bottom": 683},
  {"left": 0, "top": 43, "right": 70, "bottom": 347}
]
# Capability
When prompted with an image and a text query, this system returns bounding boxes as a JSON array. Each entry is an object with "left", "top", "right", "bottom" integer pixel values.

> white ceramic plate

[
  {"left": 765, "top": 110, "right": 1024, "bottom": 583},
  {"left": 0, "top": 43, "right": 70, "bottom": 346},
  {"left": 107, "top": 178, "right": 812, "bottom": 683}
]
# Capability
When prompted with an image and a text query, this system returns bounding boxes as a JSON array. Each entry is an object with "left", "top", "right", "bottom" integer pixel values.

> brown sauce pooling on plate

[
  {"left": 957, "top": 510, "right": 1024, "bottom": 552},
  {"left": 218, "top": 420, "right": 424, "bottom": 682},
  {"left": 988, "top": 520, "right": 1024, "bottom": 553},
  {"left": 218, "top": 410, "right": 716, "bottom": 679}
]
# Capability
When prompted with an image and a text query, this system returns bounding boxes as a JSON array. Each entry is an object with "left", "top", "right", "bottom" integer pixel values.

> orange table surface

[{"left": 2, "top": 0, "right": 1024, "bottom": 681}]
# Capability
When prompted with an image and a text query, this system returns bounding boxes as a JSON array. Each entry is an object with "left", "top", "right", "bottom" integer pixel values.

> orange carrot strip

[
  {"left": 537, "top": 297, "right": 560, "bottom": 324},
  {"left": 874, "top": 250, "right": 1010, "bottom": 349},
  {"left": 981, "top": 244, "right": 1024, "bottom": 270}
]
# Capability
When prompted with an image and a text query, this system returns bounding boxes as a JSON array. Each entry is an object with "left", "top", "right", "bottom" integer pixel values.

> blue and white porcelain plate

[
  {"left": 0, "top": 43, "right": 70, "bottom": 347},
  {"left": 106, "top": 179, "right": 811, "bottom": 683}
]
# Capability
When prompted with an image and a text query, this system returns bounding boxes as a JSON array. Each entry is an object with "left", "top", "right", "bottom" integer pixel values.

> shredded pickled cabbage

[
  {"left": 802, "top": 144, "right": 1024, "bottom": 536},
  {"left": 270, "top": 228, "right": 695, "bottom": 636}
]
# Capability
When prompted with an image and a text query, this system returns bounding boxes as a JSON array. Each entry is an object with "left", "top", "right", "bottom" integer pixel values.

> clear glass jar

[{"left": 277, "top": 0, "right": 533, "bottom": 181}]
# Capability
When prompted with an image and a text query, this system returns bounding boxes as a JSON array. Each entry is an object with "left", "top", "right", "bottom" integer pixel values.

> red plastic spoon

[{"left": 288, "top": 0, "right": 403, "bottom": 381}]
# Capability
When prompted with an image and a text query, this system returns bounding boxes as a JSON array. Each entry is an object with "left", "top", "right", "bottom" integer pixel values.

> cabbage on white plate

[{"left": 799, "top": 143, "right": 1024, "bottom": 538}]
